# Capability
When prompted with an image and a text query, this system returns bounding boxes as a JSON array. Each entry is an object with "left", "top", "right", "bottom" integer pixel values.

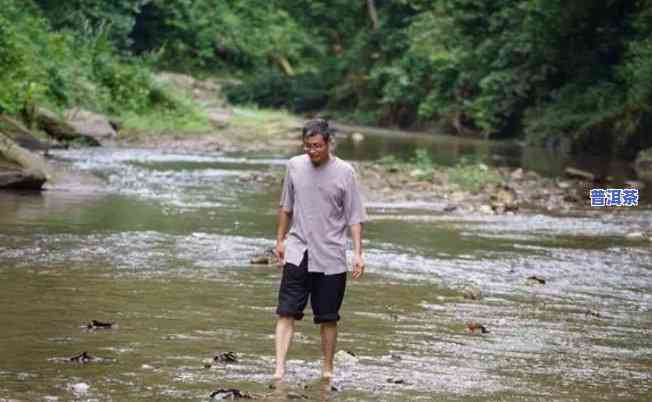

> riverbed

[{"left": 0, "top": 139, "right": 650, "bottom": 401}]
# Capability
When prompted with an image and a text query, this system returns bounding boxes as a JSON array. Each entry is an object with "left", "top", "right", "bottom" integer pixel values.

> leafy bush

[
  {"left": 0, "top": 0, "right": 201, "bottom": 130},
  {"left": 447, "top": 157, "right": 502, "bottom": 193},
  {"left": 225, "top": 70, "right": 331, "bottom": 113}
]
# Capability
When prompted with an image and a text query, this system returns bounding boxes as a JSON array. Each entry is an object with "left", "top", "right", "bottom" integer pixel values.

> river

[{"left": 0, "top": 133, "right": 650, "bottom": 401}]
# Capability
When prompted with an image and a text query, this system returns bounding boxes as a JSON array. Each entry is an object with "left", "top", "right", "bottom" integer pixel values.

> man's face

[{"left": 303, "top": 134, "right": 329, "bottom": 165}]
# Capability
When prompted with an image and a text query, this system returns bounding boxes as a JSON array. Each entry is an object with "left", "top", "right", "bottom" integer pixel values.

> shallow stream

[{"left": 0, "top": 136, "right": 650, "bottom": 401}]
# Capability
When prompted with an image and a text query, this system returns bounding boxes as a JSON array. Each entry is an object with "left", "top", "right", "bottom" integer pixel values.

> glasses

[{"left": 303, "top": 143, "right": 326, "bottom": 151}]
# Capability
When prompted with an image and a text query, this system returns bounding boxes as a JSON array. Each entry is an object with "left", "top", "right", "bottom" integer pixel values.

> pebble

[
  {"left": 209, "top": 388, "right": 252, "bottom": 400},
  {"left": 351, "top": 132, "right": 365, "bottom": 142},
  {"left": 214, "top": 351, "right": 238, "bottom": 363},
  {"left": 527, "top": 276, "right": 546, "bottom": 285},
  {"left": 334, "top": 350, "right": 358, "bottom": 364},
  {"left": 69, "top": 383, "right": 89, "bottom": 394},
  {"left": 625, "top": 231, "right": 645, "bottom": 240},
  {"left": 478, "top": 205, "right": 494, "bottom": 214},
  {"left": 462, "top": 286, "right": 482, "bottom": 300}
]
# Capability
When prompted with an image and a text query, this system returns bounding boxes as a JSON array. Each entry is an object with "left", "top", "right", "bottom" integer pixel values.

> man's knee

[
  {"left": 319, "top": 321, "right": 337, "bottom": 329},
  {"left": 277, "top": 315, "right": 296, "bottom": 325}
]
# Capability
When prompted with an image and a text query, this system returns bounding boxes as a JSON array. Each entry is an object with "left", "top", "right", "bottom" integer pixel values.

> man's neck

[{"left": 311, "top": 154, "right": 332, "bottom": 167}]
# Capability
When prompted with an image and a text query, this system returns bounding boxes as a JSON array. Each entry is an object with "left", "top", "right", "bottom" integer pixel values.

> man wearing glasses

[{"left": 273, "top": 118, "right": 367, "bottom": 382}]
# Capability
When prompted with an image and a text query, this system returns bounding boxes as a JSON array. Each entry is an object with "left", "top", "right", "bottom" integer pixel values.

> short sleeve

[
  {"left": 344, "top": 170, "right": 367, "bottom": 225},
  {"left": 279, "top": 165, "right": 294, "bottom": 212}
]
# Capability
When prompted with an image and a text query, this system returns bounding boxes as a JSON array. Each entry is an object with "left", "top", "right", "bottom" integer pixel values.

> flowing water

[{"left": 0, "top": 134, "right": 651, "bottom": 402}]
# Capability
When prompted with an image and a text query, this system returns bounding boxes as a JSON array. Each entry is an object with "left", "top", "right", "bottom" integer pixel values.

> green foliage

[
  {"left": 0, "top": 0, "right": 202, "bottom": 132},
  {"left": 447, "top": 157, "right": 503, "bottom": 193},
  {"left": 224, "top": 70, "right": 331, "bottom": 113},
  {"left": 412, "top": 148, "right": 434, "bottom": 172},
  {"left": 33, "top": 0, "right": 146, "bottom": 48},
  {"left": 129, "top": 0, "right": 324, "bottom": 73},
  {"left": 4, "top": 0, "right": 652, "bottom": 158},
  {"left": 0, "top": 0, "right": 50, "bottom": 114}
]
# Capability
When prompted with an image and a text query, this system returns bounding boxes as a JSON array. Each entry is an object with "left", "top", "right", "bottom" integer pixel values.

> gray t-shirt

[{"left": 280, "top": 154, "right": 367, "bottom": 274}]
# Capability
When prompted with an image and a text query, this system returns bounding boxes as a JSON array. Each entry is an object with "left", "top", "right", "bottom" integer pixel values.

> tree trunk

[
  {"left": 35, "top": 107, "right": 101, "bottom": 146},
  {"left": 0, "top": 130, "right": 50, "bottom": 190},
  {"left": 275, "top": 55, "right": 295, "bottom": 76},
  {"left": 367, "top": 0, "right": 380, "bottom": 31},
  {"left": 0, "top": 114, "right": 50, "bottom": 151}
]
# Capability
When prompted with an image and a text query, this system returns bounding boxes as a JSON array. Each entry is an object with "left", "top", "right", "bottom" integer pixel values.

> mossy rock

[{"left": 635, "top": 148, "right": 652, "bottom": 182}]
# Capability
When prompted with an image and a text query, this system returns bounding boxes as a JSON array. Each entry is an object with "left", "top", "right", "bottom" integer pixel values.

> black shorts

[{"left": 276, "top": 252, "right": 347, "bottom": 324}]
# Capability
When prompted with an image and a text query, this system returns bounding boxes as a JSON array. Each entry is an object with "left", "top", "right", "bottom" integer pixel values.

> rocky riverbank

[{"left": 2, "top": 72, "right": 650, "bottom": 218}]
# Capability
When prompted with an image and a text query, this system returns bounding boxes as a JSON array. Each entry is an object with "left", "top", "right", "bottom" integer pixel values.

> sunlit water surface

[{"left": 0, "top": 144, "right": 650, "bottom": 402}]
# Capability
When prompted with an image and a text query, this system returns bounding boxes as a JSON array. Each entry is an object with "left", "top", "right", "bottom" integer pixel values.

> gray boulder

[{"left": 65, "top": 109, "right": 117, "bottom": 143}]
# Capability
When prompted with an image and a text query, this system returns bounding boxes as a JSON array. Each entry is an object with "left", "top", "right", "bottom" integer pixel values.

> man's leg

[
  {"left": 311, "top": 271, "right": 346, "bottom": 379},
  {"left": 274, "top": 252, "right": 310, "bottom": 380},
  {"left": 320, "top": 321, "right": 337, "bottom": 379},
  {"left": 274, "top": 316, "right": 295, "bottom": 380}
]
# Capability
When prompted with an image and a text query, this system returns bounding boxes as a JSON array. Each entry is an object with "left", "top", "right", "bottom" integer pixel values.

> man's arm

[
  {"left": 274, "top": 208, "right": 292, "bottom": 267},
  {"left": 350, "top": 223, "right": 365, "bottom": 279}
]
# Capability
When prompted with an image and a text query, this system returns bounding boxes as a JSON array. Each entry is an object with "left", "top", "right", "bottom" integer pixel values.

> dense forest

[{"left": 2, "top": 0, "right": 651, "bottom": 158}]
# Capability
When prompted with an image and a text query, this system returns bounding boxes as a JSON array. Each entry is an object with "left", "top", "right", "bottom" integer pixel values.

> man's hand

[
  {"left": 274, "top": 242, "right": 285, "bottom": 268},
  {"left": 352, "top": 254, "right": 365, "bottom": 279}
]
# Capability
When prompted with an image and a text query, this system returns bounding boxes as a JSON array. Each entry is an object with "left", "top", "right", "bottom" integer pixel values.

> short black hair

[{"left": 302, "top": 118, "right": 333, "bottom": 142}]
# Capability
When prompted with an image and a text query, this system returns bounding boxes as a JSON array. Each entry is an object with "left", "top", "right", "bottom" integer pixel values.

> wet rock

[
  {"left": 239, "top": 172, "right": 275, "bottom": 184},
  {"left": 490, "top": 185, "right": 518, "bottom": 213},
  {"left": 214, "top": 351, "right": 238, "bottom": 363},
  {"left": 625, "top": 231, "right": 646, "bottom": 240},
  {"left": 409, "top": 168, "right": 426, "bottom": 178},
  {"left": 65, "top": 109, "right": 117, "bottom": 143},
  {"left": 85, "top": 320, "right": 115, "bottom": 330},
  {"left": 466, "top": 322, "right": 489, "bottom": 334},
  {"left": 351, "top": 132, "right": 365, "bottom": 142},
  {"left": 69, "top": 351, "right": 94, "bottom": 364},
  {"left": 564, "top": 167, "right": 595, "bottom": 181},
  {"left": 68, "top": 382, "right": 89, "bottom": 395},
  {"left": 563, "top": 192, "right": 581, "bottom": 204},
  {"left": 524, "top": 170, "right": 541, "bottom": 180},
  {"left": 443, "top": 204, "right": 458, "bottom": 212},
  {"left": 390, "top": 354, "right": 402, "bottom": 361},
  {"left": 334, "top": 350, "right": 358, "bottom": 364},
  {"left": 510, "top": 168, "right": 524, "bottom": 180},
  {"left": 36, "top": 107, "right": 101, "bottom": 146},
  {"left": 624, "top": 180, "right": 645, "bottom": 189},
  {"left": 478, "top": 204, "right": 494, "bottom": 214},
  {"left": 250, "top": 248, "right": 276, "bottom": 265},
  {"left": 556, "top": 180, "right": 572, "bottom": 189},
  {"left": 386, "top": 378, "right": 407, "bottom": 384},
  {"left": 585, "top": 309, "right": 601, "bottom": 318},
  {"left": 0, "top": 170, "right": 47, "bottom": 190},
  {"left": 209, "top": 388, "right": 253, "bottom": 400},
  {"left": 286, "top": 392, "right": 309, "bottom": 400},
  {"left": 526, "top": 276, "right": 546, "bottom": 285},
  {"left": 462, "top": 286, "right": 482, "bottom": 300}
]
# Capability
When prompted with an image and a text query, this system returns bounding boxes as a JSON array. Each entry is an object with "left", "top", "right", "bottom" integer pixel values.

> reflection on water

[{"left": 0, "top": 146, "right": 650, "bottom": 401}]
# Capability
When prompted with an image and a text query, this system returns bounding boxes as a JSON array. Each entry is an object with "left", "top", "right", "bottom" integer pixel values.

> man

[{"left": 273, "top": 118, "right": 367, "bottom": 381}]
